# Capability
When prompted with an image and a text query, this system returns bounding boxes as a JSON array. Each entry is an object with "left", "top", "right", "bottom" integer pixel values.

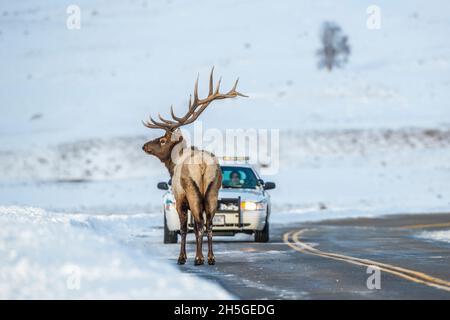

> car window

[{"left": 221, "top": 166, "right": 258, "bottom": 189}]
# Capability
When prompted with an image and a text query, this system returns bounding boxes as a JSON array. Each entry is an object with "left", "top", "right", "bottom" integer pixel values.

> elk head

[{"left": 142, "top": 67, "right": 247, "bottom": 163}]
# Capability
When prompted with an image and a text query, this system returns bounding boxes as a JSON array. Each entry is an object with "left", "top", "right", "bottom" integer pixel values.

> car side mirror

[
  {"left": 263, "top": 182, "right": 276, "bottom": 190},
  {"left": 157, "top": 182, "right": 169, "bottom": 190}
]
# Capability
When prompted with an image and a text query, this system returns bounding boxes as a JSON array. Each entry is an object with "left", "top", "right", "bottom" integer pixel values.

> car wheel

[
  {"left": 164, "top": 213, "right": 178, "bottom": 244},
  {"left": 255, "top": 221, "right": 269, "bottom": 242}
]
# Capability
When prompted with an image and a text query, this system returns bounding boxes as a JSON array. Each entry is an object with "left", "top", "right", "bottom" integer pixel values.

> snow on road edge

[
  {"left": 418, "top": 230, "right": 450, "bottom": 244},
  {"left": 0, "top": 206, "right": 233, "bottom": 299}
]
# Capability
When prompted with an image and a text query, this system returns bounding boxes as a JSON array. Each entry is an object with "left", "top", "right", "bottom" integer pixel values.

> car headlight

[{"left": 241, "top": 201, "right": 265, "bottom": 211}]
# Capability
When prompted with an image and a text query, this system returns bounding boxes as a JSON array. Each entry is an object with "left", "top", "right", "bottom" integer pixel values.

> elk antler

[{"left": 143, "top": 67, "right": 247, "bottom": 133}]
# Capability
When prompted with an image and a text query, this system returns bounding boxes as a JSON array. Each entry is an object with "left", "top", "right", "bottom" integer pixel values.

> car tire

[
  {"left": 255, "top": 221, "right": 269, "bottom": 242},
  {"left": 164, "top": 213, "right": 178, "bottom": 244}
]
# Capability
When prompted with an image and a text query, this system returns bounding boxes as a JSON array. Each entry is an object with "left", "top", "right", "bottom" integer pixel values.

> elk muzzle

[{"left": 142, "top": 143, "right": 152, "bottom": 154}]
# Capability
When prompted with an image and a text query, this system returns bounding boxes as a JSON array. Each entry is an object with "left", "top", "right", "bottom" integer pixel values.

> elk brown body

[{"left": 142, "top": 68, "right": 246, "bottom": 265}]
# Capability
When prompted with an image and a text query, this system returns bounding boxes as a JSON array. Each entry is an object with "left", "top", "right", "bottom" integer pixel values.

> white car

[{"left": 157, "top": 161, "right": 275, "bottom": 243}]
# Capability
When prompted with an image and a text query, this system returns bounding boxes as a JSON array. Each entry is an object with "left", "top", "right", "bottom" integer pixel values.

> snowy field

[
  {"left": 1, "top": 0, "right": 450, "bottom": 299},
  {"left": 419, "top": 230, "right": 450, "bottom": 244}
]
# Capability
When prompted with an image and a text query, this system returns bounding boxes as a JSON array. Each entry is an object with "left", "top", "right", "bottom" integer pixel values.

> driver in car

[{"left": 230, "top": 171, "right": 243, "bottom": 187}]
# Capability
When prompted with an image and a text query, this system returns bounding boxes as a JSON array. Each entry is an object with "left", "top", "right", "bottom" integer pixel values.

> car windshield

[{"left": 221, "top": 166, "right": 258, "bottom": 189}]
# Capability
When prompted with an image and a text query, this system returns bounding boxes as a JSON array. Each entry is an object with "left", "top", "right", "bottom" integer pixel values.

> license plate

[{"left": 213, "top": 215, "right": 225, "bottom": 226}]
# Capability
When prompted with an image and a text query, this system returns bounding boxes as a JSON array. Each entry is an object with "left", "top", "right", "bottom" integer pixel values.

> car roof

[{"left": 220, "top": 163, "right": 255, "bottom": 169}]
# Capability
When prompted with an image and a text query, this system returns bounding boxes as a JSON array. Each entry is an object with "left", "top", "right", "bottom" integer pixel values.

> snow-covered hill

[
  {"left": 1, "top": 0, "right": 450, "bottom": 146},
  {"left": 1, "top": 0, "right": 450, "bottom": 299}
]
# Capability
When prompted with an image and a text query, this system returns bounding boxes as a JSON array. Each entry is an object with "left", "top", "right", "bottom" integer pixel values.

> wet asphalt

[{"left": 176, "top": 213, "right": 450, "bottom": 299}]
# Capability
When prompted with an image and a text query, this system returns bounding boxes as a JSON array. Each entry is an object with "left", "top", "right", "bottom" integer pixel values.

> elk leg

[
  {"left": 176, "top": 202, "right": 188, "bottom": 265},
  {"left": 205, "top": 214, "right": 215, "bottom": 265},
  {"left": 204, "top": 198, "right": 216, "bottom": 265},
  {"left": 193, "top": 215, "right": 205, "bottom": 266},
  {"left": 185, "top": 186, "right": 205, "bottom": 266}
]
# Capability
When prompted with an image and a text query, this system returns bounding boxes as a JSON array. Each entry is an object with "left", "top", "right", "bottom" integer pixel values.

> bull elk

[{"left": 142, "top": 68, "right": 247, "bottom": 265}]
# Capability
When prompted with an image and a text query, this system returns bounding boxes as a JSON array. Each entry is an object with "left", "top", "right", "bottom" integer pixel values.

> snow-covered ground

[
  {"left": 1, "top": 0, "right": 450, "bottom": 299},
  {"left": 0, "top": 206, "right": 232, "bottom": 299},
  {"left": 419, "top": 230, "right": 450, "bottom": 244}
]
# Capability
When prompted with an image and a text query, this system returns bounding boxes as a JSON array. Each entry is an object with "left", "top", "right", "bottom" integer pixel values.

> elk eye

[{"left": 160, "top": 138, "right": 167, "bottom": 145}]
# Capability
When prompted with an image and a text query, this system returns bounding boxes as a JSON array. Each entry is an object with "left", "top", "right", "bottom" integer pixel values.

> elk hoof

[
  {"left": 177, "top": 257, "right": 186, "bottom": 265},
  {"left": 194, "top": 257, "right": 204, "bottom": 266},
  {"left": 208, "top": 257, "right": 215, "bottom": 265}
]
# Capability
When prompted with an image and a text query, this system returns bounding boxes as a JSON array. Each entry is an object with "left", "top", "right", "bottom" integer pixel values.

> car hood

[
  {"left": 219, "top": 188, "right": 265, "bottom": 202},
  {"left": 164, "top": 187, "right": 265, "bottom": 202}
]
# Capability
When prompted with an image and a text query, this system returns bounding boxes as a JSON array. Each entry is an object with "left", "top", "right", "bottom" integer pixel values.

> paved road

[{"left": 176, "top": 213, "right": 450, "bottom": 299}]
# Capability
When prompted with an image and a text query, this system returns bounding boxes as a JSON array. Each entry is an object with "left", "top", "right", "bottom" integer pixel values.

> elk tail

[
  {"left": 190, "top": 177, "right": 203, "bottom": 198},
  {"left": 190, "top": 177, "right": 204, "bottom": 213}
]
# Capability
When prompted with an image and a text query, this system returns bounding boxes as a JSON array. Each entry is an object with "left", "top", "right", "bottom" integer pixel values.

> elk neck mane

[{"left": 162, "top": 136, "right": 205, "bottom": 178}]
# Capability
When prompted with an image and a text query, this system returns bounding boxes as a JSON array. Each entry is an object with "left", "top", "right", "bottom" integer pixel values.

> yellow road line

[
  {"left": 283, "top": 230, "right": 450, "bottom": 292},
  {"left": 398, "top": 222, "right": 450, "bottom": 229}
]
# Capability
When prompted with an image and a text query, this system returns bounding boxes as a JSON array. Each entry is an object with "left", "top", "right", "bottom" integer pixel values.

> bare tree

[{"left": 317, "top": 21, "right": 351, "bottom": 71}]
